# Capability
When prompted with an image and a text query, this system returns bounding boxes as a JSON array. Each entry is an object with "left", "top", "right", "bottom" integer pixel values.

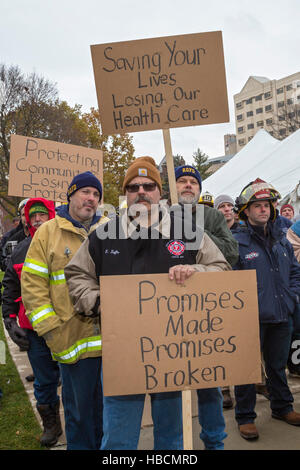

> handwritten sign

[
  {"left": 91, "top": 31, "right": 229, "bottom": 135},
  {"left": 8, "top": 134, "right": 103, "bottom": 202},
  {"left": 101, "top": 270, "right": 261, "bottom": 396}
]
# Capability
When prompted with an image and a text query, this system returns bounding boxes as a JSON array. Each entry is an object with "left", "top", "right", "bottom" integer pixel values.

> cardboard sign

[
  {"left": 101, "top": 270, "right": 261, "bottom": 396},
  {"left": 8, "top": 134, "right": 103, "bottom": 202},
  {"left": 91, "top": 31, "right": 229, "bottom": 135}
]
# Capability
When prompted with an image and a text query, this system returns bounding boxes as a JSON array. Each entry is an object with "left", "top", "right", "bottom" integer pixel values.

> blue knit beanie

[
  {"left": 67, "top": 171, "right": 102, "bottom": 201},
  {"left": 175, "top": 165, "right": 202, "bottom": 191}
]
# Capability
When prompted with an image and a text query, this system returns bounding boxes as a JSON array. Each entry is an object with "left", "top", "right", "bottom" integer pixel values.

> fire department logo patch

[{"left": 166, "top": 240, "right": 185, "bottom": 256}]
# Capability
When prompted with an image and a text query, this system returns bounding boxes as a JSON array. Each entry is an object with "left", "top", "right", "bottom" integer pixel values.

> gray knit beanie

[{"left": 214, "top": 194, "right": 234, "bottom": 210}]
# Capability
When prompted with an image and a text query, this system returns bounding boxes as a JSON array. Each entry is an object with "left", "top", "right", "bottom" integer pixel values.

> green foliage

[
  {"left": 0, "top": 63, "right": 135, "bottom": 216},
  {"left": 192, "top": 148, "right": 211, "bottom": 180}
]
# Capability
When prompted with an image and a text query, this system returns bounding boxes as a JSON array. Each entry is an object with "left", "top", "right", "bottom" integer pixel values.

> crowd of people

[{"left": 1, "top": 158, "right": 300, "bottom": 450}]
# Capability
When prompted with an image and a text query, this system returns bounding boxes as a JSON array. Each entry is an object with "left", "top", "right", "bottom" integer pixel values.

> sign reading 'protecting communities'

[
  {"left": 100, "top": 270, "right": 261, "bottom": 396},
  {"left": 91, "top": 31, "right": 229, "bottom": 135},
  {"left": 8, "top": 134, "right": 103, "bottom": 201}
]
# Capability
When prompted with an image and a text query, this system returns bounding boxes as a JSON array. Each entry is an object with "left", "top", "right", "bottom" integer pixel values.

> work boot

[
  {"left": 222, "top": 389, "right": 234, "bottom": 409},
  {"left": 37, "top": 401, "right": 62, "bottom": 447},
  {"left": 25, "top": 374, "right": 35, "bottom": 382},
  {"left": 272, "top": 410, "right": 300, "bottom": 426},
  {"left": 238, "top": 423, "right": 259, "bottom": 440}
]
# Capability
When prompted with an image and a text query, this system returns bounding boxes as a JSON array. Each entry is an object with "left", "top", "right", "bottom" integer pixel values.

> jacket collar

[{"left": 55, "top": 204, "right": 101, "bottom": 232}]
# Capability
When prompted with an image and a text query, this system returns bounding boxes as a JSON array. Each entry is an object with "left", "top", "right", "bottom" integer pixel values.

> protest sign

[
  {"left": 8, "top": 134, "right": 103, "bottom": 202},
  {"left": 101, "top": 270, "right": 261, "bottom": 396},
  {"left": 91, "top": 31, "right": 229, "bottom": 135}
]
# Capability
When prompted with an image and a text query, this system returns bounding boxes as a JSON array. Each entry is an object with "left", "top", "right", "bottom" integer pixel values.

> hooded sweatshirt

[{"left": 2, "top": 198, "right": 55, "bottom": 329}]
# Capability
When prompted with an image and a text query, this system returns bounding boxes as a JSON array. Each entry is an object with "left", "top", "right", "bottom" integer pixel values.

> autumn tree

[
  {"left": 0, "top": 64, "right": 58, "bottom": 216},
  {"left": 81, "top": 108, "right": 135, "bottom": 207},
  {"left": 160, "top": 154, "right": 185, "bottom": 198},
  {"left": 0, "top": 63, "right": 135, "bottom": 215}
]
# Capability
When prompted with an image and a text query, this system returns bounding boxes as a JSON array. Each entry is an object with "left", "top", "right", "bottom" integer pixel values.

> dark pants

[
  {"left": 59, "top": 356, "right": 103, "bottom": 450},
  {"left": 235, "top": 317, "right": 294, "bottom": 424},
  {"left": 26, "top": 329, "right": 60, "bottom": 406}
]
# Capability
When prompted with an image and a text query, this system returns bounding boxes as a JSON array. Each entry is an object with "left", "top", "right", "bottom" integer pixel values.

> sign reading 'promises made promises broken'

[{"left": 101, "top": 270, "right": 261, "bottom": 396}]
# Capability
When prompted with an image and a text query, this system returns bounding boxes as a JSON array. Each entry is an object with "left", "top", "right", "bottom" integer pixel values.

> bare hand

[{"left": 168, "top": 265, "right": 196, "bottom": 285}]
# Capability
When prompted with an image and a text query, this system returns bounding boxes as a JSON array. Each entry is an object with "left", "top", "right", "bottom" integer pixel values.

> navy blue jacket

[{"left": 232, "top": 221, "right": 300, "bottom": 324}]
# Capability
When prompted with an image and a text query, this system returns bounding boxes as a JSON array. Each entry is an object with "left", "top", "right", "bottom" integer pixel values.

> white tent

[{"left": 202, "top": 129, "right": 300, "bottom": 208}]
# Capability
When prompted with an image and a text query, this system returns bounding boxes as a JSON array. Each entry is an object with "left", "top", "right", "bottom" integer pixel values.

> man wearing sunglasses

[{"left": 65, "top": 156, "right": 231, "bottom": 450}]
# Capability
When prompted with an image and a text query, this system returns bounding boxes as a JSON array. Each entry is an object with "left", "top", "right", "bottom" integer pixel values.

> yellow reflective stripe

[
  {"left": 52, "top": 336, "right": 102, "bottom": 363},
  {"left": 23, "top": 258, "right": 49, "bottom": 279},
  {"left": 50, "top": 270, "right": 66, "bottom": 285},
  {"left": 28, "top": 304, "right": 56, "bottom": 327}
]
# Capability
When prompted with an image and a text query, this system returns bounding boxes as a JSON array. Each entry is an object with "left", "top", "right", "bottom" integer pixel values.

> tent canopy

[{"left": 202, "top": 129, "right": 300, "bottom": 202}]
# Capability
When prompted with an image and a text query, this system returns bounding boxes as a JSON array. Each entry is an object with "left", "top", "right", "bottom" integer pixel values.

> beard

[{"left": 178, "top": 192, "right": 200, "bottom": 205}]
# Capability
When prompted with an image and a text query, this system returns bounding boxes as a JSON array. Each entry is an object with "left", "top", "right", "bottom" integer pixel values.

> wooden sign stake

[{"left": 162, "top": 127, "right": 193, "bottom": 451}]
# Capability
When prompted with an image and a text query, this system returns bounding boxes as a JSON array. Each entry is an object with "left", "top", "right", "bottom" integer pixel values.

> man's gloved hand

[{"left": 4, "top": 317, "right": 30, "bottom": 350}]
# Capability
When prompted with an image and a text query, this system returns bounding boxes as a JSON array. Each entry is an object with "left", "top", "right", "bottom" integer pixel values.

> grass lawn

[{"left": 0, "top": 271, "right": 44, "bottom": 450}]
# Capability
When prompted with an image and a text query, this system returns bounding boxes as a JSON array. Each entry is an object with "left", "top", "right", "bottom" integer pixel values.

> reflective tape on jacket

[
  {"left": 50, "top": 270, "right": 66, "bottom": 285},
  {"left": 28, "top": 304, "right": 56, "bottom": 327},
  {"left": 51, "top": 336, "right": 102, "bottom": 363},
  {"left": 23, "top": 258, "right": 49, "bottom": 279}
]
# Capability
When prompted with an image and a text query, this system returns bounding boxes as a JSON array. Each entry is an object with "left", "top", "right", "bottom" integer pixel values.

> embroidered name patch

[{"left": 245, "top": 252, "right": 259, "bottom": 260}]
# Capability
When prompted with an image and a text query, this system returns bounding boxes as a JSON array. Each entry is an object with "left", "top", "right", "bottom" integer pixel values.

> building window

[
  {"left": 247, "top": 123, "right": 254, "bottom": 130},
  {"left": 256, "top": 108, "right": 263, "bottom": 114},
  {"left": 266, "top": 118, "right": 273, "bottom": 125},
  {"left": 265, "top": 104, "right": 273, "bottom": 112},
  {"left": 246, "top": 98, "right": 253, "bottom": 105},
  {"left": 237, "top": 114, "right": 244, "bottom": 121},
  {"left": 238, "top": 126, "right": 244, "bottom": 134},
  {"left": 236, "top": 102, "right": 243, "bottom": 109},
  {"left": 238, "top": 139, "right": 245, "bottom": 146},
  {"left": 248, "top": 136, "right": 253, "bottom": 142},
  {"left": 277, "top": 87, "right": 284, "bottom": 94},
  {"left": 286, "top": 84, "right": 293, "bottom": 91},
  {"left": 278, "top": 101, "right": 285, "bottom": 108},
  {"left": 255, "top": 94, "right": 262, "bottom": 101},
  {"left": 288, "top": 112, "right": 295, "bottom": 119},
  {"left": 257, "top": 121, "right": 264, "bottom": 127},
  {"left": 279, "top": 128, "right": 286, "bottom": 136},
  {"left": 264, "top": 91, "right": 272, "bottom": 99},
  {"left": 279, "top": 115, "right": 285, "bottom": 121},
  {"left": 287, "top": 98, "right": 293, "bottom": 105},
  {"left": 246, "top": 111, "right": 253, "bottom": 117}
]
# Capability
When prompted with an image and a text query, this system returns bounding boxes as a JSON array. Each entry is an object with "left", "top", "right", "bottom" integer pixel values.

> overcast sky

[{"left": 1, "top": 0, "right": 300, "bottom": 166}]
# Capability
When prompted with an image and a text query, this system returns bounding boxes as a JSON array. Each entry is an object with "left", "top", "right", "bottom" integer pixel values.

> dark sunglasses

[{"left": 125, "top": 182, "right": 157, "bottom": 193}]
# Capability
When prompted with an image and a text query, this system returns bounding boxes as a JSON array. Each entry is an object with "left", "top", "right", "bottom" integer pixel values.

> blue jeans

[
  {"left": 59, "top": 356, "right": 103, "bottom": 450},
  {"left": 197, "top": 387, "right": 227, "bottom": 449},
  {"left": 26, "top": 329, "right": 60, "bottom": 406},
  {"left": 235, "top": 318, "right": 294, "bottom": 424},
  {"left": 100, "top": 392, "right": 182, "bottom": 450}
]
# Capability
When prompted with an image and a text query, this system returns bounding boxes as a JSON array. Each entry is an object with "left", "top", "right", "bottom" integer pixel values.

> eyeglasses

[{"left": 125, "top": 182, "right": 157, "bottom": 193}]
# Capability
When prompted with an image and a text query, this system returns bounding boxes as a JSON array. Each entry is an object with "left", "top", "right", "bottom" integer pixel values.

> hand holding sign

[{"left": 169, "top": 264, "right": 196, "bottom": 285}]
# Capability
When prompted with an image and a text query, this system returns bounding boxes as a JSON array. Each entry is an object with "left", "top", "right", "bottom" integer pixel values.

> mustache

[{"left": 133, "top": 194, "right": 152, "bottom": 204}]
